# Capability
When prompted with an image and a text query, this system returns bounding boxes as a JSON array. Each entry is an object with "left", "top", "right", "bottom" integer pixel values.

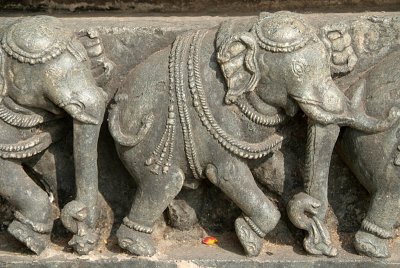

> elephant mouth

[{"left": 290, "top": 93, "right": 323, "bottom": 106}]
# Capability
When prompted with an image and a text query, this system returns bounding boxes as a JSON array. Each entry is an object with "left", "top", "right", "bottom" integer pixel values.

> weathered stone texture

[
  {"left": 0, "top": 11, "right": 399, "bottom": 266},
  {"left": 0, "top": 0, "right": 399, "bottom": 13}
]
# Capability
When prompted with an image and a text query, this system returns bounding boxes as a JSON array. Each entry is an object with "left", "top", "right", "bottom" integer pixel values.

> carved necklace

[
  {"left": 147, "top": 29, "right": 284, "bottom": 179},
  {"left": 235, "top": 94, "right": 287, "bottom": 126},
  {"left": 145, "top": 38, "right": 179, "bottom": 176},
  {"left": 188, "top": 30, "right": 283, "bottom": 160},
  {"left": 175, "top": 32, "right": 203, "bottom": 179},
  {"left": 146, "top": 31, "right": 203, "bottom": 179}
]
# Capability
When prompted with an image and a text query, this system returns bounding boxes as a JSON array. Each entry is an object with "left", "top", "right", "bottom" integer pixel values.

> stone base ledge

[{"left": 0, "top": 232, "right": 399, "bottom": 268}]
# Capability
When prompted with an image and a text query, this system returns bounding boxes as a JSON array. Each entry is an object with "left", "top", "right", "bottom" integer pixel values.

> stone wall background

[
  {"left": 0, "top": 12, "right": 398, "bottom": 256},
  {"left": 0, "top": 0, "right": 399, "bottom": 13}
]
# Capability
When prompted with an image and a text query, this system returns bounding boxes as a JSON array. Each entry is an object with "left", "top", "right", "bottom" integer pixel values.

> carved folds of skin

[{"left": 217, "top": 32, "right": 260, "bottom": 104}]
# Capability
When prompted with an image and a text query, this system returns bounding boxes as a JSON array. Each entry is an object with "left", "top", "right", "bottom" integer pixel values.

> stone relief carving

[
  {"left": 287, "top": 14, "right": 400, "bottom": 259},
  {"left": 0, "top": 11, "right": 399, "bottom": 264},
  {"left": 0, "top": 16, "right": 110, "bottom": 255},
  {"left": 108, "top": 11, "right": 400, "bottom": 258},
  {"left": 336, "top": 52, "right": 400, "bottom": 258},
  {"left": 322, "top": 22, "right": 358, "bottom": 75}
]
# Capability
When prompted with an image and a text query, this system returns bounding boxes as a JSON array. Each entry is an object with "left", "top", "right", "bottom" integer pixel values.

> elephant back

[
  {"left": 338, "top": 50, "right": 400, "bottom": 192},
  {"left": 362, "top": 50, "right": 400, "bottom": 119},
  {"left": 1, "top": 16, "right": 74, "bottom": 64}
]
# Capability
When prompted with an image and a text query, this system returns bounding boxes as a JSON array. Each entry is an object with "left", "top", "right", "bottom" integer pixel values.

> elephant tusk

[
  {"left": 63, "top": 103, "right": 100, "bottom": 125},
  {"left": 74, "top": 113, "right": 99, "bottom": 125}
]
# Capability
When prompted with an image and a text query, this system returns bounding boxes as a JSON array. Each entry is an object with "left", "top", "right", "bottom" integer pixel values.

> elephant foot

[
  {"left": 68, "top": 229, "right": 99, "bottom": 255},
  {"left": 354, "top": 230, "right": 390, "bottom": 258},
  {"left": 116, "top": 223, "right": 156, "bottom": 256},
  {"left": 8, "top": 220, "right": 50, "bottom": 255},
  {"left": 235, "top": 216, "right": 264, "bottom": 257}
]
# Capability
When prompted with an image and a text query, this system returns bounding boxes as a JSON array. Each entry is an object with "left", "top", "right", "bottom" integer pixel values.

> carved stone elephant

[
  {"left": 286, "top": 19, "right": 400, "bottom": 258},
  {"left": 333, "top": 50, "right": 400, "bottom": 258},
  {"left": 0, "top": 16, "right": 108, "bottom": 254},
  {"left": 108, "top": 12, "right": 398, "bottom": 257}
]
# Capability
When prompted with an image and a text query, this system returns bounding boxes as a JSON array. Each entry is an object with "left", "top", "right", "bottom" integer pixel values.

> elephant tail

[{"left": 108, "top": 94, "right": 154, "bottom": 147}]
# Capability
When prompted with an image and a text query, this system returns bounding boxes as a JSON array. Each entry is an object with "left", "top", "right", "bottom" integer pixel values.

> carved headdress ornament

[
  {"left": 253, "top": 12, "right": 313, "bottom": 53},
  {"left": 1, "top": 16, "right": 75, "bottom": 64}
]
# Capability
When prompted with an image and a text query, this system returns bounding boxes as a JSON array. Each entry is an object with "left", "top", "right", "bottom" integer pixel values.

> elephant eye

[
  {"left": 70, "top": 100, "right": 85, "bottom": 110},
  {"left": 291, "top": 60, "right": 309, "bottom": 78}
]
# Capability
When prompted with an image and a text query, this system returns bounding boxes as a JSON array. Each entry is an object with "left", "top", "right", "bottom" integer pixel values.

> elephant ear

[
  {"left": 217, "top": 32, "right": 260, "bottom": 104},
  {"left": 77, "top": 29, "right": 116, "bottom": 89},
  {"left": 321, "top": 23, "right": 358, "bottom": 75}
]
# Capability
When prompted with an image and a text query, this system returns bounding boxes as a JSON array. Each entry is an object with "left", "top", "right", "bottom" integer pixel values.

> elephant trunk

[
  {"left": 291, "top": 77, "right": 400, "bottom": 133},
  {"left": 61, "top": 98, "right": 105, "bottom": 255},
  {"left": 287, "top": 192, "right": 337, "bottom": 257}
]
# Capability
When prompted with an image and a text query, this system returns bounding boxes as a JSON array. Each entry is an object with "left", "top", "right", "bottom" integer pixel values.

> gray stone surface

[
  {"left": 0, "top": 12, "right": 399, "bottom": 265},
  {"left": 0, "top": 0, "right": 399, "bottom": 13},
  {"left": 0, "top": 230, "right": 399, "bottom": 267}
]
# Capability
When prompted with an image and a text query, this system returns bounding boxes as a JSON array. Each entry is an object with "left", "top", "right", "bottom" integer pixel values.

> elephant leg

[
  {"left": 354, "top": 163, "right": 400, "bottom": 258},
  {"left": 117, "top": 164, "right": 185, "bottom": 256},
  {"left": 205, "top": 158, "right": 281, "bottom": 257},
  {"left": 0, "top": 158, "right": 53, "bottom": 254}
]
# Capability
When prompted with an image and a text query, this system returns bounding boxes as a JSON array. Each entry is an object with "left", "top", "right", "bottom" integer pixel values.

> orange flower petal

[{"left": 202, "top": 236, "right": 218, "bottom": 245}]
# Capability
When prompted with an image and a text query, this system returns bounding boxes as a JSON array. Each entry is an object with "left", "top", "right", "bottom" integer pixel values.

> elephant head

[
  {"left": 217, "top": 11, "right": 400, "bottom": 257},
  {"left": 0, "top": 16, "right": 107, "bottom": 254},
  {"left": 217, "top": 11, "right": 399, "bottom": 131},
  {"left": 1, "top": 16, "right": 107, "bottom": 124}
]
